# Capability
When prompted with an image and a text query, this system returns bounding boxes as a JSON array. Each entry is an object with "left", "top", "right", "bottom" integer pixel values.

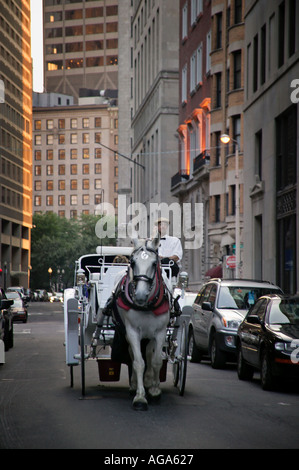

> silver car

[{"left": 188, "top": 279, "right": 283, "bottom": 369}]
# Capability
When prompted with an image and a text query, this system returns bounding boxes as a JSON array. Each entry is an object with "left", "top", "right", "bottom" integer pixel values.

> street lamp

[
  {"left": 220, "top": 133, "right": 241, "bottom": 278},
  {"left": 48, "top": 267, "right": 53, "bottom": 289}
]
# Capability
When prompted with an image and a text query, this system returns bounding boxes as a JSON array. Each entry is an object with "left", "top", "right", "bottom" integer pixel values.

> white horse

[{"left": 115, "top": 235, "right": 171, "bottom": 410}]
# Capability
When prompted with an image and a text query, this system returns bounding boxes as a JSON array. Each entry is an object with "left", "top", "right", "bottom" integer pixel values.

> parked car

[
  {"left": 237, "top": 294, "right": 299, "bottom": 390},
  {"left": 188, "top": 279, "right": 283, "bottom": 369},
  {"left": 35, "top": 289, "right": 48, "bottom": 301},
  {"left": 0, "top": 288, "right": 14, "bottom": 352},
  {"left": 9, "top": 296, "right": 28, "bottom": 323},
  {"left": 6, "top": 286, "right": 28, "bottom": 303},
  {"left": 49, "top": 292, "right": 64, "bottom": 303}
]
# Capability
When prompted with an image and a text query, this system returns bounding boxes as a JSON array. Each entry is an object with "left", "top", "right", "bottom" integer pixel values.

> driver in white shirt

[{"left": 154, "top": 217, "right": 183, "bottom": 278}]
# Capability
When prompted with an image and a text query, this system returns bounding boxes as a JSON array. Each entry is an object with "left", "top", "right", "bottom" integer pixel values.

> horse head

[{"left": 129, "top": 234, "right": 160, "bottom": 308}]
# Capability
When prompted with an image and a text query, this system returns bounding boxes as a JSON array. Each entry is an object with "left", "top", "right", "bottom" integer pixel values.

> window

[
  {"left": 95, "top": 163, "right": 102, "bottom": 174},
  {"left": 82, "top": 118, "right": 89, "bottom": 128},
  {"left": 260, "top": 25, "right": 266, "bottom": 85},
  {"left": 47, "top": 165, "right": 53, "bottom": 176},
  {"left": 182, "top": 2, "right": 188, "bottom": 39},
  {"left": 70, "top": 195, "right": 77, "bottom": 205},
  {"left": 82, "top": 164, "right": 89, "bottom": 174},
  {"left": 35, "top": 120, "right": 41, "bottom": 130},
  {"left": 35, "top": 165, "right": 41, "bottom": 176},
  {"left": 35, "top": 150, "right": 41, "bottom": 160},
  {"left": 206, "top": 30, "right": 211, "bottom": 73},
  {"left": 58, "top": 119, "right": 65, "bottom": 129},
  {"left": 289, "top": 0, "right": 296, "bottom": 57},
  {"left": 95, "top": 179, "right": 102, "bottom": 189},
  {"left": 278, "top": 1, "right": 285, "bottom": 67},
  {"left": 46, "top": 195, "right": 53, "bottom": 206},
  {"left": 82, "top": 133, "right": 89, "bottom": 144},
  {"left": 47, "top": 180, "right": 53, "bottom": 190},
  {"left": 70, "top": 164, "right": 77, "bottom": 175},
  {"left": 71, "top": 134, "right": 77, "bottom": 144},
  {"left": 70, "top": 149, "right": 77, "bottom": 159},
  {"left": 82, "top": 194, "right": 89, "bottom": 205},
  {"left": 47, "top": 149, "right": 53, "bottom": 160},
  {"left": 234, "top": 0, "right": 242, "bottom": 24},
  {"left": 216, "top": 13, "right": 222, "bottom": 49},
  {"left": 182, "top": 64, "right": 187, "bottom": 102},
  {"left": 58, "top": 195, "right": 65, "bottom": 206},
  {"left": 58, "top": 180, "right": 65, "bottom": 190},
  {"left": 71, "top": 119, "right": 77, "bottom": 129},
  {"left": 35, "top": 135, "right": 41, "bottom": 145},
  {"left": 35, "top": 181, "right": 42, "bottom": 191},
  {"left": 215, "top": 73, "right": 221, "bottom": 108},
  {"left": 215, "top": 195, "right": 221, "bottom": 222},
  {"left": 196, "top": 44, "right": 203, "bottom": 84},
  {"left": 95, "top": 117, "right": 102, "bottom": 128},
  {"left": 59, "top": 149, "right": 65, "bottom": 160},
  {"left": 190, "top": 52, "right": 196, "bottom": 92},
  {"left": 233, "top": 115, "right": 241, "bottom": 149},
  {"left": 34, "top": 195, "right": 41, "bottom": 206},
  {"left": 95, "top": 132, "right": 101, "bottom": 143},
  {"left": 82, "top": 148, "right": 89, "bottom": 159},
  {"left": 95, "top": 148, "right": 102, "bottom": 159},
  {"left": 233, "top": 51, "right": 241, "bottom": 89},
  {"left": 58, "top": 165, "right": 65, "bottom": 175},
  {"left": 255, "top": 130, "right": 262, "bottom": 181},
  {"left": 47, "top": 120, "right": 54, "bottom": 130},
  {"left": 70, "top": 180, "right": 77, "bottom": 190},
  {"left": 253, "top": 34, "right": 258, "bottom": 92},
  {"left": 47, "top": 135, "right": 54, "bottom": 145},
  {"left": 82, "top": 179, "right": 89, "bottom": 190}
]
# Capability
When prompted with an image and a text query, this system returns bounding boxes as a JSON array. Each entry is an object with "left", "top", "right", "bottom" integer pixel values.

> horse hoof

[{"left": 132, "top": 401, "right": 148, "bottom": 411}]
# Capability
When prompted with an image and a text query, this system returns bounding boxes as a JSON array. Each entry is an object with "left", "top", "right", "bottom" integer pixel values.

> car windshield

[
  {"left": 6, "top": 292, "right": 20, "bottom": 298},
  {"left": 269, "top": 298, "right": 299, "bottom": 325},
  {"left": 217, "top": 286, "right": 281, "bottom": 310}
]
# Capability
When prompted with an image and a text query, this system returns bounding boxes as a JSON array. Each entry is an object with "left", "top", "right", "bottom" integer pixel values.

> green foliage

[{"left": 30, "top": 212, "right": 116, "bottom": 290}]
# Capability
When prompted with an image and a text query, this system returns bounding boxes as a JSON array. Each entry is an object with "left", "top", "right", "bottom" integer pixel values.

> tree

[{"left": 30, "top": 213, "right": 116, "bottom": 290}]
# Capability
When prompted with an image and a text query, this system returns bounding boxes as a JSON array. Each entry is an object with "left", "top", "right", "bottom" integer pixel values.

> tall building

[
  {"left": 0, "top": 0, "right": 32, "bottom": 288},
  {"left": 43, "top": 0, "right": 118, "bottom": 101},
  {"left": 171, "top": 0, "right": 212, "bottom": 290},
  {"left": 129, "top": 0, "right": 180, "bottom": 234},
  {"left": 243, "top": 0, "right": 299, "bottom": 294},
  {"left": 208, "top": 0, "right": 245, "bottom": 277},
  {"left": 32, "top": 92, "right": 119, "bottom": 218}
]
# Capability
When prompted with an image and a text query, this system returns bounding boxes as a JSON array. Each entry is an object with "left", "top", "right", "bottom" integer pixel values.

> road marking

[{"left": 14, "top": 329, "right": 31, "bottom": 334}]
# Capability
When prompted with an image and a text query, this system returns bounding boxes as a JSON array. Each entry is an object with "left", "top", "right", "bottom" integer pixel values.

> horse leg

[
  {"left": 144, "top": 340, "right": 154, "bottom": 389},
  {"left": 147, "top": 332, "right": 165, "bottom": 399},
  {"left": 126, "top": 328, "right": 148, "bottom": 410}
]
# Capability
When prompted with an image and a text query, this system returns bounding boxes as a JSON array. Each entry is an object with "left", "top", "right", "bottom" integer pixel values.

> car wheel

[
  {"left": 210, "top": 334, "right": 226, "bottom": 369},
  {"left": 188, "top": 330, "right": 202, "bottom": 363},
  {"left": 237, "top": 346, "right": 254, "bottom": 380},
  {"left": 260, "top": 351, "right": 274, "bottom": 391}
]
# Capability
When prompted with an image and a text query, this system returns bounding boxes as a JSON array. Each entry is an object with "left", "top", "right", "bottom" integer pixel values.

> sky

[{"left": 30, "top": 0, "right": 43, "bottom": 92}]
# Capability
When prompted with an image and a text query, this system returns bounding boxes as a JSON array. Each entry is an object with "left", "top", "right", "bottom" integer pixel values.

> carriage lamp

[
  {"left": 76, "top": 268, "right": 86, "bottom": 285},
  {"left": 178, "top": 271, "right": 189, "bottom": 289}
]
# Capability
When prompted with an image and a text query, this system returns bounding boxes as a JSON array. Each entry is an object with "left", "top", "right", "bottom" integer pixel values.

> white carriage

[{"left": 64, "top": 245, "right": 189, "bottom": 399}]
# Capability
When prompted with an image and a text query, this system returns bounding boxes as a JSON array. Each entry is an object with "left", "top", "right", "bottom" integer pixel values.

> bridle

[{"left": 129, "top": 240, "right": 159, "bottom": 288}]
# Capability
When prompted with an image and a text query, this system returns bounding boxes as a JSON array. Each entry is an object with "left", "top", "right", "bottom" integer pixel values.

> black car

[
  {"left": 0, "top": 288, "right": 14, "bottom": 352},
  {"left": 237, "top": 294, "right": 299, "bottom": 390}
]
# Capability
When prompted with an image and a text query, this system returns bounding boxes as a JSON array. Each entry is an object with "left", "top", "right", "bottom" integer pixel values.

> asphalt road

[{"left": 1, "top": 301, "right": 299, "bottom": 451}]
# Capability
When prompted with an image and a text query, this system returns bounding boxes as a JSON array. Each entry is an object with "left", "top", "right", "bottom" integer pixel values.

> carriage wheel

[{"left": 177, "top": 321, "right": 188, "bottom": 396}]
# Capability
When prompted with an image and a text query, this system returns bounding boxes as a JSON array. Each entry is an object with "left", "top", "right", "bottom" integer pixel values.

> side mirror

[
  {"left": 202, "top": 301, "right": 213, "bottom": 312},
  {"left": 246, "top": 314, "right": 261, "bottom": 325}
]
